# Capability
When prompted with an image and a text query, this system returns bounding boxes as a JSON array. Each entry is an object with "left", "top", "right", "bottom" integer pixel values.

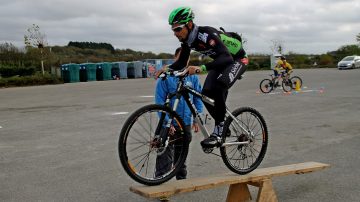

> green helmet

[{"left": 168, "top": 7, "right": 195, "bottom": 25}]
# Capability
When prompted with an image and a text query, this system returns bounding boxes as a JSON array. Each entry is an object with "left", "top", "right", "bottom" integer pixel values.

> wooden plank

[{"left": 130, "top": 162, "right": 330, "bottom": 198}]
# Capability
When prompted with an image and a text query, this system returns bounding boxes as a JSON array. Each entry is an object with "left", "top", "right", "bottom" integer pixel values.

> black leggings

[
  {"left": 155, "top": 126, "right": 191, "bottom": 179},
  {"left": 201, "top": 70, "right": 229, "bottom": 125}
]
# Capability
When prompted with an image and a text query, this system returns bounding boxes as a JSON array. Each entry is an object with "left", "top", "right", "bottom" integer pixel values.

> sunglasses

[{"left": 171, "top": 24, "right": 186, "bottom": 32}]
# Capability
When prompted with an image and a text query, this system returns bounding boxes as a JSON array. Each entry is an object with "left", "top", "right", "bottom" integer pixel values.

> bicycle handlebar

[
  {"left": 158, "top": 69, "right": 189, "bottom": 79},
  {"left": 158, "top": 67, "right": 202, "bottom": 79}
]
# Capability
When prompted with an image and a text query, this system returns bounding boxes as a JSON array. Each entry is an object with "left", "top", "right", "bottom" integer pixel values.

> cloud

[{"left": 1, "top": 0, "right": 359, "bottom": 54}]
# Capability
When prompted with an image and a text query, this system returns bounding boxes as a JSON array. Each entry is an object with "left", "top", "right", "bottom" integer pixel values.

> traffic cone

[{"left": 295, "top": 80, "right": 301, "bottom": 91}]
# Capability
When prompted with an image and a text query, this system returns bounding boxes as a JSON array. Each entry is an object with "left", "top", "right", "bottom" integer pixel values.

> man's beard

[{"left": 178, "top": 35, "right": 188, "bottom": 43}]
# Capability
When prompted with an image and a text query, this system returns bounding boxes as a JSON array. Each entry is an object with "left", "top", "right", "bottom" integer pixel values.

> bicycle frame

[
  {"left": 162, "top": 73, "right": 251, "bottom": 147},
  {"left": 271, "top": 72, "right": 287, "bottom": 83}
]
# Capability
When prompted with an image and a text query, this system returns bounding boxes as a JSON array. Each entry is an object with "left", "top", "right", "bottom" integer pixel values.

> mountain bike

[
  {"left": 259, "top": 72, "right": 303, "bottom": 93},
  {"left": 118, "top": 70, "right": 268, "bottom": 186}
]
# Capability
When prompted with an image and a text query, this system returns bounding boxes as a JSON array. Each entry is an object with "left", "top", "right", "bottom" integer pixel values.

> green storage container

[
  {"left": 61, "top": 63, "right": 79, "bottom": 83},
  {"left": 80, "top": 63, "right": 96, "bottom": 81},
  {"left": 96, "top": 62, "right": 112, "bottom": 81},
  {"left": 79, "top": 65, "right": 87, "bottom": 82}
]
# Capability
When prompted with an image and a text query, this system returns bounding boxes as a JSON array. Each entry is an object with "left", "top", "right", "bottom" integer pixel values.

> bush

[
  {"left": 0, "top": 67, "right": 36, "bottom": 78},
  {"left": 0, "top": 73, "right": 63, "bottom": 88}
]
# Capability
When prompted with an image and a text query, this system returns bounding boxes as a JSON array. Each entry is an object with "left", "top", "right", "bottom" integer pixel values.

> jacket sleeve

[
  {"left": 169, "top": 43, "right": 191, "bottom": 70},
  {"left": 192, "top": 76, "right": 203, "bottom": 113}
]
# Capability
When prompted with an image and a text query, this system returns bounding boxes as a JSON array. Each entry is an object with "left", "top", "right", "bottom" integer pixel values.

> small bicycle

[
  {"left": 118, "top": 69, "right": 269, "bottom": 186},
  {"left": 259, "top": 72, "right": 303, "bottom": 93}
]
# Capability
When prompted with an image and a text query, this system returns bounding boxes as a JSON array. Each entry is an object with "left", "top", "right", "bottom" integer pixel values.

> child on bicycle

[
  {"left": 275, "top": 56, "right": 293, "bottom": 77},
  {"left": 154, "top": 47, "right": 203, "bottom": 180},
  {"left": 273, "top": 55, "right": 293, "bottom": 86}
]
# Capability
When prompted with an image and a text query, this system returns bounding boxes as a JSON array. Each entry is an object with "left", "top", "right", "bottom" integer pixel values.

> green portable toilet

[
  {"left": 61, "top": 64, "right": 70, "bottom": 83},
  {"left": 102, "top": 62, "right": 112, "bottom": 80},
  {"left": 96, "top": 62, "right": 112, "bottom": 80},
  {"left": 79, "top": 65, "right": 87, "bottom": 82},
  {"left": 96, "top": 63, "right": 104, "bottom": 81},
  {"left": 80, "top": 63, "right": 96, "bottom": 81},
  {"left": 61, "top": 63, "right": 79, "bottom": 83}
]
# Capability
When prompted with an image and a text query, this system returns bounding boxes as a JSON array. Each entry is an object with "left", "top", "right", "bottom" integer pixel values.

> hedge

[
  {"left": 0, "top": 67, "right": 36, "bottom": 78},
  {"left": 0, "top": 73, "right": 63, "bottom": 88}
]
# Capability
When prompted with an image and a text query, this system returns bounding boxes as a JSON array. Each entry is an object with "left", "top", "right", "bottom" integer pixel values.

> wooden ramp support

[{"left": 130, "top": 162, "right": 330, "bottom": 202}]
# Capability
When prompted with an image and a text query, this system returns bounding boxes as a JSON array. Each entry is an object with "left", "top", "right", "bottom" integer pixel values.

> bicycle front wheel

[
  {"left": 282, "top": 79, "right": 293, "bottom": 92},
  {"left": 220, "top": 107, "right": 268, "bottom": 175},
  {"left": 118, "top": 104, "right": 189, "bottom": 186},
  {"left": 259, "top": 79, "right": 273, "bottom": 93}
]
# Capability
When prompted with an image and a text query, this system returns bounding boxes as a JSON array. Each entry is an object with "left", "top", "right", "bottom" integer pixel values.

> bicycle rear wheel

[
  {"left": 220, "top": 107, "right": 268, "bottom": 175},
  {"left": 118, "top": 104, "right": 189, "bottom": 186},
  {"left": 259, "top": 79, "right": 273, "bottom": 93},
  {"left": 290, "top": 76, "right": 303, "bottom": 89}
]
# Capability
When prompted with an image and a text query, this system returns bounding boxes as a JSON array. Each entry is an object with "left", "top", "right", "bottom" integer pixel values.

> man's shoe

[
  {"left": 176, "top": 169, "right": 187, "bottom": 180},
  {"left": 176, "top": 176, "right": 186, "bottom": 180},
  {"left": 201, "top": 135, "right": 222, "bottom": 148}
]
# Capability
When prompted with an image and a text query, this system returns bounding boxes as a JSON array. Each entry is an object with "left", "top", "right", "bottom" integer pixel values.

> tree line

[
  {"left": 2, "top": 24, "right": 359, "bottom": 75},
  {"left": 3, "top": 43, "right": 360, "bottom": 72},
  {"left": 68, "top": 41, "right": 115, "bottom": 53},
  {"left": 1, "top": 38, "right": 360, "bottom": 75}
]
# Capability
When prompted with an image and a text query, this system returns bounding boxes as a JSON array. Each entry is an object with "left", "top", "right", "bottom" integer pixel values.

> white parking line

[
  {"left": 111, "top": 112, "right": 129, "bottom": 115},
  {"left": 139, "top": 95, "right": 154, "bottom": 98},
  {"left": 0, "top": 126, "right": 2, "bottom": 129},
  {"left": 268, "top": 92, "right": 282, "bottom": 95},
  {"left": 110, "top": 96, "right": 153, "bottom": 116},
  {"left": 258, "top": 87, "right": 324, "bottom": 95}
]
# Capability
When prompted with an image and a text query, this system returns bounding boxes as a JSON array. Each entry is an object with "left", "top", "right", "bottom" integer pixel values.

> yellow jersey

[{"left": 275, "top": 60, "right": 293, "bottom": 71}]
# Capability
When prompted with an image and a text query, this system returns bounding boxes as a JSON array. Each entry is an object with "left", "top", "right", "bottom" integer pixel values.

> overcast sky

[{"left": 1, "top": 0, "right": 359, "bottom": 54}]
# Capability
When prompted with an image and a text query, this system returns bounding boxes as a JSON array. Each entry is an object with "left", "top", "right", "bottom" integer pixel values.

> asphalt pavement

[{"left": 0, "top": 68, "right": 359, "bottom": 201}]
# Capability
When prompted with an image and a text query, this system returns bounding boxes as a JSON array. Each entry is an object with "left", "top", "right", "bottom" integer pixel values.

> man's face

[{"left": 171, "top": 23, "right": 189, "bottom": 42}]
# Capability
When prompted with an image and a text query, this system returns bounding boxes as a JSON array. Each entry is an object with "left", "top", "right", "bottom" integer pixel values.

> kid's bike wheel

[
  {"left": 220, "top": 107, "right": 268, "bottom": 175},
  {"left": 259, "top": 79, "right": 273, "bottom": 93},
  {"left": 290, "top": 76, "right": 303, "bottom": 89},
  {"left": 118, "top": 104, "right": 189, "bottom": 186},
  {"left": 282, "top": 79, "right": 293, "bottom": 92}
]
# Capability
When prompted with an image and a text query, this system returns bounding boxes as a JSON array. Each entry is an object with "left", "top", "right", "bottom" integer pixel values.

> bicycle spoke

[{"left": 135, "top": 151, "right": 151, "bottom": 174}]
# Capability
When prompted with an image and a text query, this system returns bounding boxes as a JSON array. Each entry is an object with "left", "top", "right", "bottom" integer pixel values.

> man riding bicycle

[{"left": 158, "top": 6, "right": 248, "bottom": 148}]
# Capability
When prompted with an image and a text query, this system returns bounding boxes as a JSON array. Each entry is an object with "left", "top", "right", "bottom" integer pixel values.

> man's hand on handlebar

[{"left": 154, "top": 65, "right": 169, "bottom": 79}]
